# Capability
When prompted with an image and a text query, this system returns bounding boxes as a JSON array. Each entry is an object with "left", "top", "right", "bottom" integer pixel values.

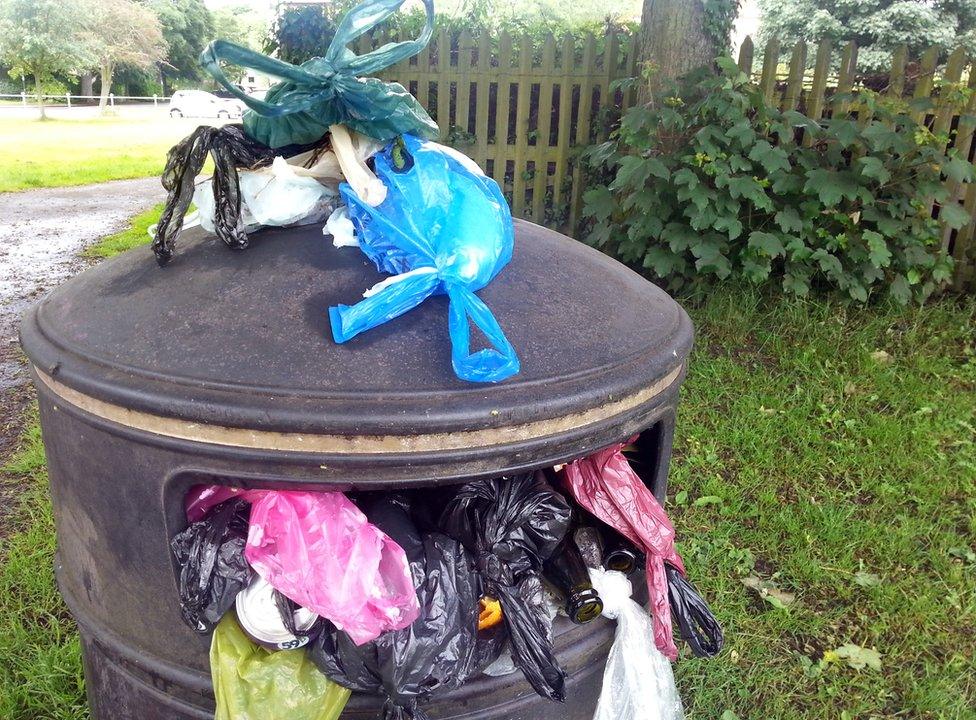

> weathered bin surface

[{"left": 20, "top": 219, "right": 693, "bottom": 720}]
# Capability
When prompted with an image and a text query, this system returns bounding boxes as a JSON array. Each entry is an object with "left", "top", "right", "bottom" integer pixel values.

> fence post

[
  {"left": 21, "top": 91, "right": 26, "bottom": 107},
  {"left": 737, "top": 36, "right": 754, "bottom": 75},
  {"left": 153, "top": 94, "right": 158, "bottom": 107},
  {"left": 781, "top": 41, "right": 807, "bottom": 112},
  {"left": 65, "top": 93, "right": 71, "bottom": 109},
  {"left": 109, "top": 92, "right": 115, "bottom": 108},
  {"left": 758, "top": 38, "right": 780, "bottom": 105}
]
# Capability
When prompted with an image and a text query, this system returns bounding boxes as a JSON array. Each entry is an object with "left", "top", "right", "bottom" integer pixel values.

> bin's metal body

[{"left": 21, "top": 220, "right": 693, "bottom": 719}]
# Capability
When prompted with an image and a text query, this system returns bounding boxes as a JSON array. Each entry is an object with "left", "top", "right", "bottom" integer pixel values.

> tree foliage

[
  {"left": 87, "top": 0, "right": 166, "bottom": 110},
  {"left": 149, "top": 0, "right": 213, "bottom": 83},
  {"left": 213, "top": 3, "right": 269, "bottom": 52},
  {"left": 758, "top": 0, "right": 976, "bottom": 70},
  {"left": 0, "top": 0, "right": 93, "bottom": 116},
  {"left": 583, "top": 59, "right": 971, "bottom": 304}
]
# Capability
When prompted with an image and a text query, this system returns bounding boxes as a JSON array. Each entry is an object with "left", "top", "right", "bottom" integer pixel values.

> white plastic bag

[{"left": 590, "top": 567, "right": 685, "bottom": 720}]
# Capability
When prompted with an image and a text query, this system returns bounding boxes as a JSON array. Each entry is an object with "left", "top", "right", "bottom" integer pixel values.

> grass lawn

[
  {"left": 0, "top": 215, "right": 973, "bottom": 718},
  {"left": 0, "top": 116, "right": 204, "bottom": 192}
]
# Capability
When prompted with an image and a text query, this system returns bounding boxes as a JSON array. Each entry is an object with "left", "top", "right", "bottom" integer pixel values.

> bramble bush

[{"left": 582, "top": 57, "right": 974, "bottom": 303}]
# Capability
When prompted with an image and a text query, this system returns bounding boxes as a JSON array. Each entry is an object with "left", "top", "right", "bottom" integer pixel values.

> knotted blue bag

[
  {"left": 200, "top": 0, "right": 438, "bottom": 148},
  {"left": 330, "top": 135, "right": 520, "bottom": 384}
]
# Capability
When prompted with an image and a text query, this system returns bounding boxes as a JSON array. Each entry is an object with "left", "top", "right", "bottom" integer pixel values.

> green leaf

[
  {"left": 811, "top": 248, "right": 844, "bottom": 277},
  {"left": 715, "top": 215, "right": 744, "bottom": 240},
  {"left": 643, "top": 245, "right": 684, "bottom": 277},
  {"left": 857, "top": 156, "right": 891, "bottom": 184},
  {"left": 582, "top": 186, "right": 614, "bottom": 222},
  {"left": 864, "top": 230, "right": 892, "bottom": 268},
  {"left": 748, "top": 231, "right": 786, "bottom": 258},
  {"left": 610, "top": 155, "right": 653, "bottom": 191},
  {"left": 944, "top": 155, "right": 974, "bottom": 184},
  {"left": 853, "top": 571, "right": 882, "bottom": 587},
  {"left": 890, "top": 274, "right": 911, "bottom": 305},
  {"left": 673, "top": 167, "right": 699, "bottom": 190},
  {"left": 727, "top": 176, "right": 772, "bottom": 210},
  {"left": 748, "top": 140, "right": 791, "bottom": 174},
  {"left": 804, "top": 169, "right": 860, "bottom": 207},
  {"left": 828, "top": 119, "right": 860, "bottom": 148},
  {"left": 726, "top": 119, "right": 756, "bottom": 147},
  {"left": 783, "top": 271, "right": 810, "bottom": 296},
  {"left": 939, "top": 202, "right": 969, "bottom": 229},
  {"left": 774, "top": 207, "right": 804, "bottom": 233}
]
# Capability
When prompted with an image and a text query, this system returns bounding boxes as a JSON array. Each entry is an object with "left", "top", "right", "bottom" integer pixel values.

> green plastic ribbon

[{"left": 200, "top": 0, "right": 438, "bottom": 148}]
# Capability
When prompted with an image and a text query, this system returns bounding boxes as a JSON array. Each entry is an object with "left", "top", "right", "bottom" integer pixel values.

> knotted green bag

[{"left": 200, "top": 0, "right": 438, "bottom": 149}]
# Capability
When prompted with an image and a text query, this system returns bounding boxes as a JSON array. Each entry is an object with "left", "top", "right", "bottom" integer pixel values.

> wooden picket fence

[
  {"left": 736, "top": 36, "right": 976, "bottom": 290},
  {"left": 366, "top": 28, "right": 640, "bottom": 234},
  {"left": 362, "top": 28, "right": 976, "bottom": 290}
]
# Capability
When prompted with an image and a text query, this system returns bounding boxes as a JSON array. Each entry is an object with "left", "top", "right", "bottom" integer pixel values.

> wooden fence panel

[{"left": 373, "top": 29, "right": 975, "bottom": 289}]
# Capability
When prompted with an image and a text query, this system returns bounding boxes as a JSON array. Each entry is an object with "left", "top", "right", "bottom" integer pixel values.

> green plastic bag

[
  {"left": 210, "top": 615, "right": 351, "bottom": 720},
  {"left": 200, "top": 0, "right": 438, "bottom": 148}
]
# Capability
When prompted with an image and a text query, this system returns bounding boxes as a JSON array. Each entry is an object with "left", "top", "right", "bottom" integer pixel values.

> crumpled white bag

[{"left": 590, "top": 567, "right": 685, "bottom": 720}]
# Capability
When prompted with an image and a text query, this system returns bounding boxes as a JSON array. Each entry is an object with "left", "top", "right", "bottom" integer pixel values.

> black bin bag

[
  {"left": 438, "top": 472, "right": 572, "bottom": 702},
  {"left": 309, "top": 494, "right": 502, "bottom": 720},
  {"left": 170, "top": 498, "right": 252, "bottom": 633}
]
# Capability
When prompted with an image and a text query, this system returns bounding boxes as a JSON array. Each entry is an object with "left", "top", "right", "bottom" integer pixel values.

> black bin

[{"left": 20, "top": 220, "right": 693, "bottom": 719}]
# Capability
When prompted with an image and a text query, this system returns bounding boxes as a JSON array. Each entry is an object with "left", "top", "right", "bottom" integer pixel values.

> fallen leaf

[
  {"left": 853, "top": 571, "right": 882, "bottom": 587},
  {"left": 693, "top": 495, "right": 723, "bottom": 507},
  {"left": 825, "top": 643, "right": 882, "bottom": 671},
  {"left": 742, "top": 576, "right": 796, "bottom": 608},
  {"left": 870, "top": 349, "right": 893, "bottom": 364},
  {"left": 720, "top": 712, "right": 741, "bottom": 720}
]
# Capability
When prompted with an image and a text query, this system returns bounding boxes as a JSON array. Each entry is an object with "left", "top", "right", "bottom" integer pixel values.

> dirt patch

[{"left": 0, "top": 177, "right": 163, "bottom": 466}]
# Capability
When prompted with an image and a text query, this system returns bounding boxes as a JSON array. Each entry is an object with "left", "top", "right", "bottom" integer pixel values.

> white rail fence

[{"left": 0, "top": 93, "right": 173, "bottom": 108}]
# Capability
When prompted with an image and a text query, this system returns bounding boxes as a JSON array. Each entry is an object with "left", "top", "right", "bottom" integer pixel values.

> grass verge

[
  {"left": 85, "top": 204, "right": 162, "bottom": 259},
  {"left": 0, "top": 254, "right": 973, "bottom": 717},
  {"left": 0, "top": 116, "right": 201, "bottom": 193}
]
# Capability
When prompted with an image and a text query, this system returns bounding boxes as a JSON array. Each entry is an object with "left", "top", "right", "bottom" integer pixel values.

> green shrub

[{"left": 582, "top": 57, "right": 973, "bottom": 303}]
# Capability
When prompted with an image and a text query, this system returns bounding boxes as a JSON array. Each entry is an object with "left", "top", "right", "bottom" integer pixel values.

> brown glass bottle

[
  {"left": 598, "top": 526, "right": 644, "bottom": 576},
  {"left": 543, "top": 534, "right": 604, "bottom": 624}
]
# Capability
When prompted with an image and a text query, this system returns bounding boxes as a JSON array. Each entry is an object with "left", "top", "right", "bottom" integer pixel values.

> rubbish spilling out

[{"left": 172, "top": 444, "right": 722, "bottom": 720}]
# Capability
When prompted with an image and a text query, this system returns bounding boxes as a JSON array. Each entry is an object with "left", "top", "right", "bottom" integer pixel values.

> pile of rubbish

[
  {"left": 172, "top": 444, "right": 722, "bottom": 720},
  {"left": 156, "top": 1, "right": 722, "bottom": 717}
]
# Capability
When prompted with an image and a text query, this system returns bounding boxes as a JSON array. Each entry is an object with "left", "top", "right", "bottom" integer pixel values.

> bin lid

[{"left": 20, "top": 221, "right": 692, "bottom": 479}]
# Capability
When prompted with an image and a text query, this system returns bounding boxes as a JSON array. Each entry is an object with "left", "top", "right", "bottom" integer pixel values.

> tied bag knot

[{"left": 200, "top": 0, "right": 439, "bottom": 148}]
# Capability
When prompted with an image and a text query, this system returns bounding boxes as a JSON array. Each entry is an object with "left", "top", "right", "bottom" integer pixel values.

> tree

[
  {"left": 758, "top": 0, "right": 976, "bottom": 71},
  {"left": 149, "top": 0, "right": 214, "bottom": 92},
  {"left": 636, "top": 0, "right": 739, "bottom": 95},
  {"left": 212, "top": 3, "right": 270, "bottom": 52},
  {"left": 0, "top": 0, "right": 92, "bottom": 118},
  {"left": 88, "top": 0, "right": 167, "bottom": 113}
]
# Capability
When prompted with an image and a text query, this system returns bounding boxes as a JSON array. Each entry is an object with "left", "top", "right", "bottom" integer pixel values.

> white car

[{"left": 168, "top": 90, "right": 245, "bottom": 119}]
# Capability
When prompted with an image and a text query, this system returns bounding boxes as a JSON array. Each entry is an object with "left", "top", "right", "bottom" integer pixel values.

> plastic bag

[
  {"left": 665, "top": 563, "right": 724, "bottom": 658},
  {"left": 561, "top": 444, "right": 686, "bottom": 660},
  {"left": 170, "top": 498, "right": 252, "bottom": 633},
  {"left": 438, "top": 472, "right": 570, "bottom": 701},
  {"left": 211, "top": 614, "right": 350, "bottom": 720},
  {"left": 589, "top": 568, "right": 685, "bottom": 720},
  {"left": 153, "top": 125, "right": 277, "bottom": 263},
  {"left": 201, "top": 0, "right": 438, "bottom": 148},
  {"left": 244, "top": 489, "right": 420, "bottom": 645},
  {"left": 193, "top": 156, "right": 335, "bottom": 232},
  {"left": 330, "top": 134, "right": 519, "bottom": 383},
  {"left": 310, "top": 494, "right": 498, "bottom": 720}
]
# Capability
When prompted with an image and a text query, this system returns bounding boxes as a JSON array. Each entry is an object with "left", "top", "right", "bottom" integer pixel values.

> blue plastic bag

[{"left": 329, "top": 135, "right": 520, "bottom": 383}]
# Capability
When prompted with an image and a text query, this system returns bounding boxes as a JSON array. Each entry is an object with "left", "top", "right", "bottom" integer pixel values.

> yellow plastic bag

[{"left": 211, "top": 614, "right": 351, "bottom": 720}]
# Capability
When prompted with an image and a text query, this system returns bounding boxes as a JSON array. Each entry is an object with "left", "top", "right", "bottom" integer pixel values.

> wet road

[{"left": 0, "top": 177, "right": 164, "bottom": 391}]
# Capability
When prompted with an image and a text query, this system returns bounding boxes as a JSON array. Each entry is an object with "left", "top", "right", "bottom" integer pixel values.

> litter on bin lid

[
  {"left": 200, "top": 0, "right": 438, "bottom": 149},
  {"left": 211, "top": 614, "right": 351, "bottom": 720},
  {"left": 310, "top": 493, "right": 499, "bottom": 720},
  {"left": 329, "top": 134, "right": 520, "bottom": 383},
  {"left": 170, "top": 497, "right": 252, "bottom": 633},
  {"left": 438, "top": 472, "right": 570, "bottom": 701},
  {"left": 589, "top": 568, "right": 685, "bottom": 720}
]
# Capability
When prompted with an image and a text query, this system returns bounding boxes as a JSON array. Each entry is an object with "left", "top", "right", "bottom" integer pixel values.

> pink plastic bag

[
  {"left": 561, "top": 443, "right": 686, "bottom": 660},
  {"left": 183, "top": 485, "right": 420, "bottom": 645}
]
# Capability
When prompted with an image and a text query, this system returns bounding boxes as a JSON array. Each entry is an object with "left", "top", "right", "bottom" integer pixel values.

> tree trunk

[
  {"left": 34, "top": 72, "right": 46, "bottom": 120},
  {"left": 80, "top": 72, "right": 94, "bottom": 98},
  {"left": 637, "top": 0, "right": 717, "bottom": 101},
  {"left": 99, "top": 62, "right": 113, "bottom": 114}
]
